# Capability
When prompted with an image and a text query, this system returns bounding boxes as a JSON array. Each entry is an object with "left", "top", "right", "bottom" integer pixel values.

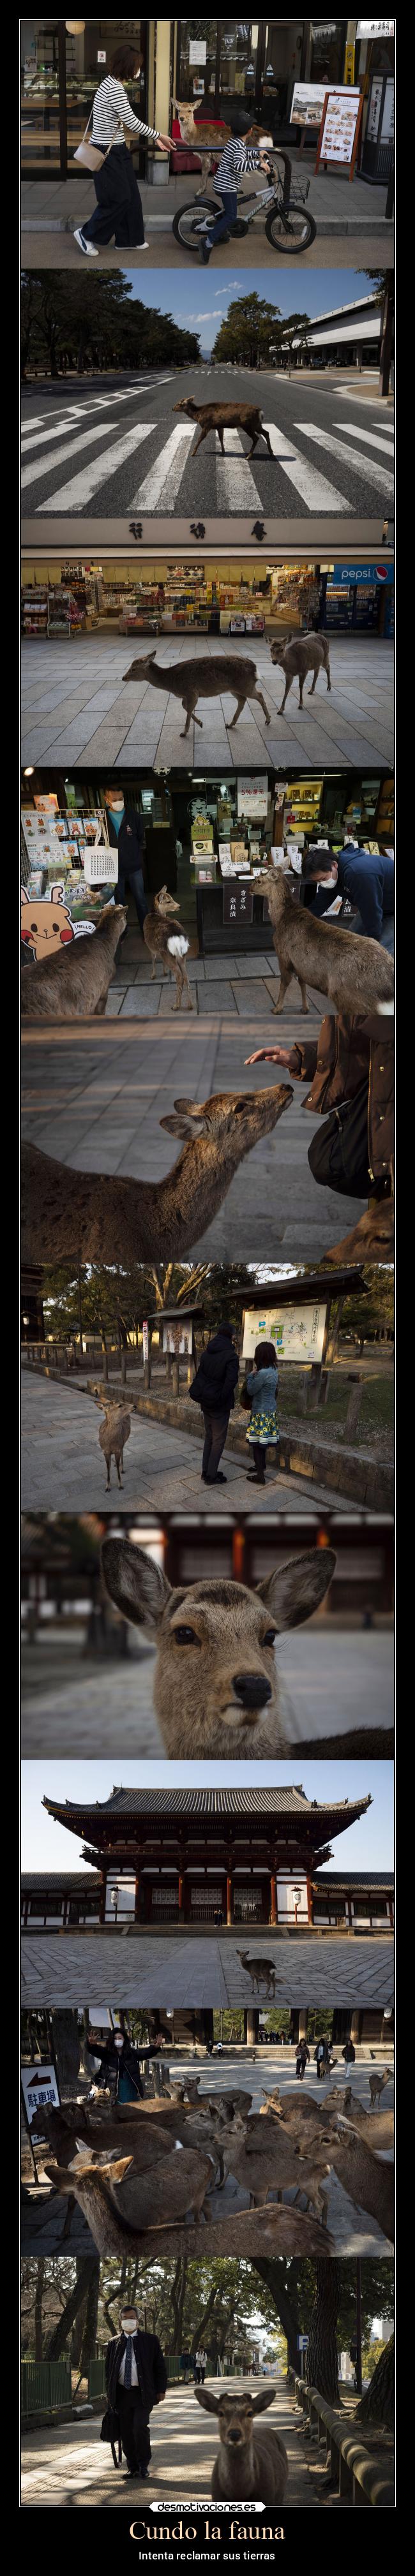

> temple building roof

[{"left": 42, "top": 1784, "right": 372, "bottom": 1840}]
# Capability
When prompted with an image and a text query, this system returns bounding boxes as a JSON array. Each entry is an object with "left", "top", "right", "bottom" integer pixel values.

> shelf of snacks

[
  {"left": 375, "top": 779, "right": 394, "bottom": 843},
  {"left": 21, "top": 587, "right": 49, "bottom": 635},
  {"left": 20, "top": 802, "right": 113, "bottom": 921}
]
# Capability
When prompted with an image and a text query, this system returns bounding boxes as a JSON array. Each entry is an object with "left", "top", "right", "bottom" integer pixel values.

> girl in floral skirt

[{"left": 245, "top": 1340, "right": 279, "bottom": 1486}]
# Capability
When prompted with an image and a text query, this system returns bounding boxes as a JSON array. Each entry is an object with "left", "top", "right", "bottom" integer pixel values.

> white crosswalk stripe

[
  {"left": 294, "top": 420, "right": 395, "bottom": 498},
  {"left": 22, "top": 414, "right": 90, "bottom": 454},
  {"left": 36, "top": 422, "right": 156, "bottom": 510},
  {"left": 129, "top": 422, "right": 195, "bottom": 510},
  {"left": 261, "top": 421, "right": 352, "bottom": 510},
  {"left": 333, "top": 420, "right": 395, "bottom": 458},
  {"left": 22, "top": 420, "right": 119, "bottom": 489}
]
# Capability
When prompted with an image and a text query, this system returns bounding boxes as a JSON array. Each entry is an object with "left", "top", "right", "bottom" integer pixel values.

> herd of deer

[{"left": 29, "top": 2066, "right": 393, "bottom": 2269}]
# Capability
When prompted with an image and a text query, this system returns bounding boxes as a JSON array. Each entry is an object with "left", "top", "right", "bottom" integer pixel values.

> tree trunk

[
  {"left": 306, "top": 2261, "right": 340, "bottom": 2403},
  {"left": 357, "top": 2335, "right": 394, "bottom": 2430},
  {"left": 71, "top": 2263, "right": 87, "bottom": 2366},
  {"left": 50, "top": 2011, "right": 81, "bottom": 2093},
  {"left": 80, "top": 2259, "right": 100, "bottom": 2371},
  {"left": 34, "top": 2259, "right": 44, "bottom": 2362},
  {"left": 46, "top": 2259, "right": 94, "bottom": 2360},
  {"left": 252, "top": 2259, "right": 301, "bottom": 2371},
  {"left": 190, "top": 2284, "right": 221, "bottom": 2356}
]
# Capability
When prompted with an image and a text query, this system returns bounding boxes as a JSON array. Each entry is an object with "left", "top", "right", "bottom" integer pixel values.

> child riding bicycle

[{"left": 194, "top": 132, "right": 275, "bottom": 262}]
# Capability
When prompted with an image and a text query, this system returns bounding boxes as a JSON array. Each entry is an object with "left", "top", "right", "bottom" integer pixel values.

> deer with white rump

[
  {"left": 261, "top": 859, "right": 395, "bottom": 1018},
  {"left": 100, "top": 1538, "right": 336, "bottom": 1759},
  {"left": 143, "top": 885, "right": 193, "bottom": 1012}
]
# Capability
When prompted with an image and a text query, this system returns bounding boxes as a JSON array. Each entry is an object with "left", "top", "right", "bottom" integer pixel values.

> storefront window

[
  {"left": 308, "top": 20, "right": 348, "bottom": 83},
  {"left": 65, "top": 19, "right": 147, "bottom": 158},
  {"left": 176, "top": 19, "right": 219, "bottom": 110},
  {"left": 259, "top": 20, "right": 304, "bottom": 121},
  {"left": 21, "top": 20, "right": 62, "bottom": 170},
  {"left": 218, "top": 20, "right": 260, "bottom": 108}
]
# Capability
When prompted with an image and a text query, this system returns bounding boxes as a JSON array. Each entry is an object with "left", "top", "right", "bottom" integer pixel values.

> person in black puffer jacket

[{"left": 189, "top": 1321, "right": 239, "bottom": 1485}]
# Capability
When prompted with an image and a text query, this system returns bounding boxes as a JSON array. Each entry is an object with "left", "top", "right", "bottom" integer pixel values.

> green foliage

[
  {"left": 21, "top": 271, "right": 200, "bottom": 377},
  {"left": 211, "top": 290, "right": 283, "bottom": 367}
]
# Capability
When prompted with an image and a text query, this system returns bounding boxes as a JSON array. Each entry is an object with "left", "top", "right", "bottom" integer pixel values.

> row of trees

[
  {"left": 21, "top": 2251, "right": 393, "bottom": 2422},
  {"left": 21, "top": 272, "right": 200, "bottom": 378},
  {"left": 36, "top": 1259, "right": 394, "bottom": 1354}
]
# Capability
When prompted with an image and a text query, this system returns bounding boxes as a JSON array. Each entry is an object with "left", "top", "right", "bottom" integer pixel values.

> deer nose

[
  {"left": 227, "top": 2429, "right": 242, "bottom": 2444},
  {"left": 232, "top": 1674, "right": 272, "bottom": 1709}
]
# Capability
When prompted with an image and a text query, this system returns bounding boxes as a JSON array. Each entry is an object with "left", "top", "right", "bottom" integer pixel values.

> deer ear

[
  {"left": 107, "top": 2157, "right": 134, "bottom": 2186},
  {"left": 194, "top": 2387, "right": 220, "bottom": 2415},
  {"left": 251, "top": 2386, "right": 276, "bottom": 2415},
  {"left": 257, "top": 1546, "right": 336, "bottom": 1631},
  {"left": 160, "top": 1102, "right": 206, "bottom": 1139},
  {"left": 101, "top": 1539, "right": 171, "bottom": 1634},
  {"left": 44, "top": 2163, "right": 73, "bottom": 2192}
]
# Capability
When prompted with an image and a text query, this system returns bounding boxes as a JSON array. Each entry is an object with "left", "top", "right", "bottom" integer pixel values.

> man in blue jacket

[
  {"left": 302, "top": 840, "right": 394, "bottom": 948},
  {"left": 104, "top": 787, "right": 149, "bottom": 933},
  {"left": 190, "top": 1321, "right": 239, "bottom": 1484}
]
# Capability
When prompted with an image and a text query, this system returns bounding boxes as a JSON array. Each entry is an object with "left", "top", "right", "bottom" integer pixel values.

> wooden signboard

[
  {"left": 315, "top": 86, "right": 364, "bottom": 180},
  {"left": 223, "top": 882, "right": 253, "bottom": 926}
]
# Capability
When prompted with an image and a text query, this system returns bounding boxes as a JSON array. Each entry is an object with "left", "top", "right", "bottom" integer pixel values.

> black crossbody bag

[{"left": 307, "top": 1077, "right": 370, "bottom": 1200}]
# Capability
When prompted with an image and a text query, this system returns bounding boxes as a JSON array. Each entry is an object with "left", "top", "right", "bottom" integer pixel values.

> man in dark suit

[
  {"left": 103, "top": 787, "right": 149, "bottom": 933},
  {"left": 105, "top": 2303, "right": 167, "bottom": 2478},
  {"left": 302, "top": 841, "right": 395, "bottom": 949}
]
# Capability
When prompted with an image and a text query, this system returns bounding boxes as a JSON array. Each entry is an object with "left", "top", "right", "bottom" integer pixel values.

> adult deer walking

[
  {"left": 123, "top": 652, "right": 271, "bottom": 737},
  {"left": 20, "top": 1084, "right": 292, "bottom": 1265},
  {"left": 195, "top": 2384, "right": 289, "bottom": 2506}
]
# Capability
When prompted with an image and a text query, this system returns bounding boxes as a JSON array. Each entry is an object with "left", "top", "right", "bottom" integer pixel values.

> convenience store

[{"left": 21, "top": 554, "right": 393, "bottom": 642}]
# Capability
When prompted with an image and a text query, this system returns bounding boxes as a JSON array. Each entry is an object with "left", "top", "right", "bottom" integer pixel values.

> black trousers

[
  {"left": 116, "top": 2386, "right": 151, "bottom": 2471},
  {"left": 202, "top": 1409, "right": 230, "bottom": 1482},
  {"left": 82, "top": 144, "right": 146, "bottom": 247},
  {"left": 115, "top": 864, "right": 149, "bottom": 932}
]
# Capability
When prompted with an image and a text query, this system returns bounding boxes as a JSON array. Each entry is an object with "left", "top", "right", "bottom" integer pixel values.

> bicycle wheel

[
  {"left": 172, "top": 198, "right": 216, "bottom": 253},
  {"left": 266, "top": 206, "right": 317, "bottom": 253}
]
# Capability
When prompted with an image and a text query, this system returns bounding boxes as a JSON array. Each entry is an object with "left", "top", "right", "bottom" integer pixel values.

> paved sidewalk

[
  {"left": 21, "top": 2376, "right": 322, "bottom": 2509},
  {"left": 21, "top": 158, "right": 394, "bottom": 243},
  {"left": 20, "top": 1367, "right": 342, "bottom": 1515},
  {"left": 21, "top": 1618, "right": 393, "bottom": 1759},
  {"left": 20, "top": 1016, "right": 366, "bottom": 1262},
  {"left": 21, "top": 636, "right": 393, "bottom": 774},
  {"left": 21, "top": 1929, "right": 394, "bottom": 2010}
]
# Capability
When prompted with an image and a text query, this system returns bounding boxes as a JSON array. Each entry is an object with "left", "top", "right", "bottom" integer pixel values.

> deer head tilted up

[{"left": 20, "top": 1083, "right": 292, "bottom": 1265}]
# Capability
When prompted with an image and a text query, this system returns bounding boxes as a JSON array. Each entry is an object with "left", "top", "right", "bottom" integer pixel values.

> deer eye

[
  {"left": 172, "top": 1625, "right": 198, "bottom": 1646},
  {"left": 263, "top": 1629, "right": 278, "bottom": 1647}
]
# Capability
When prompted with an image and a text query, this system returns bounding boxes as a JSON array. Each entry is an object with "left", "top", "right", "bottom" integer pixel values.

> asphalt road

[{"left": 22, "top": 366, "right": 395, "bottom": 523}]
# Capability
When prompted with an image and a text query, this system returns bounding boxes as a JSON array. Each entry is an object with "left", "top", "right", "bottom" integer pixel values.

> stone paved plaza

[
  {"left": 21, "top": 2377, "right": 322, "bottom": 2510},
  {"left": 21, "top": 1620, "right": 393, "bottom": 1759},
  {"left": 21, "top": 1929, "right": 393, "bottom": 2010},
  {"left": 20, "top": 1368, "right": 342, "bottom": 1517},
  {"left": 21, "top": 1012, "right": 363, "bottom": 1260},
  {"left": 21, "top": 636, "right": 393, "bottom": 773}
]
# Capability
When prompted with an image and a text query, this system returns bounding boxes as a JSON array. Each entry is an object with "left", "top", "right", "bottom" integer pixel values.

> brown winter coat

[{"left": 289, "top": 1012, "right": 394, "bottom": 1183}]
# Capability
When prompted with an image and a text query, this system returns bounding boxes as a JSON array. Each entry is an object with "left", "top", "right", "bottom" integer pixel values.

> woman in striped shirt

[{"left": 74, "top": 42, "right": 172, "bottom": 256}]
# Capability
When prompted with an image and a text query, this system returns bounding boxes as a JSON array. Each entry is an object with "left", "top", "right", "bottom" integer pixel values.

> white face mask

[{"left": 121, "top": 2316, "right": 137, "bottom": 2335}]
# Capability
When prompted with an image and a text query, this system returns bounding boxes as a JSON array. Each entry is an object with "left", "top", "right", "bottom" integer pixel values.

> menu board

[
  {"left": 317, "top": 87, "right": 363, "bottom": 170},
  {"left": 291, "top": 82, "right": 326, "bottom": 126},
  {"left": 242, "top": 1301, "right": 328, "bottom": 1364}
]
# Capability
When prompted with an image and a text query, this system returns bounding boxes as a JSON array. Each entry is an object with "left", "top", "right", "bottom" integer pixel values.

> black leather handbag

[
  {"left": 307, "top": 1078, "right": 370, "bottom": 1201},
  {"left": 239, "top": 1382, "right": 252, "bottom": 1412}
]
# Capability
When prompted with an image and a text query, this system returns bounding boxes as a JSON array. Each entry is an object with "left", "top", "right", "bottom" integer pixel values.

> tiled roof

[
  {"left": 313, "top": 1869, "right": 393, "bottom": 1890},
  {"left": 43, "top": 1786, "right": 371, "bottom": 1822}
]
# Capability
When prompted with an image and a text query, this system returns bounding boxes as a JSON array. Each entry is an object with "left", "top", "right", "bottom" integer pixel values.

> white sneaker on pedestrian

[
  {"left": 73, "top": 227, "right": 99, "bottom": 256},
  {"left": 137, "top": 241, "right": 149, "bottom": 249}
]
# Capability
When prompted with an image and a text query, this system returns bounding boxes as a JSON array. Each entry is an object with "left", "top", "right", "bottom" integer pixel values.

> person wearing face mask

[
  {"left": 86, "top": 2026, "right": 144, "bottom": 2101},
  {"left": 103, "top": 787, "right": 149, "bottom": 937},
  {"left": 73, "top": 42, "right": 172, "bottom": 256},
  {"left": 103, "top": 2306, "right": 167, "bottom": 2480},
  {"left": 302, "top": 841, "right": 395, "bottom": 951}
]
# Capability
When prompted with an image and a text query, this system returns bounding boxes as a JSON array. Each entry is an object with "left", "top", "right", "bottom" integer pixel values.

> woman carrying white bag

[{"left": 73, "top": 41, "right": 172, "bottom": 256}]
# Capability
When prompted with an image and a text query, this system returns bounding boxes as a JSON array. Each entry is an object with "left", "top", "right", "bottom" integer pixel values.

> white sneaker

[
  {"left": 137, "top": 240, "right": 149, "bottom": 249},
  {"left": 73, "top": 227, "right": 99, "bottom": 256}
]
